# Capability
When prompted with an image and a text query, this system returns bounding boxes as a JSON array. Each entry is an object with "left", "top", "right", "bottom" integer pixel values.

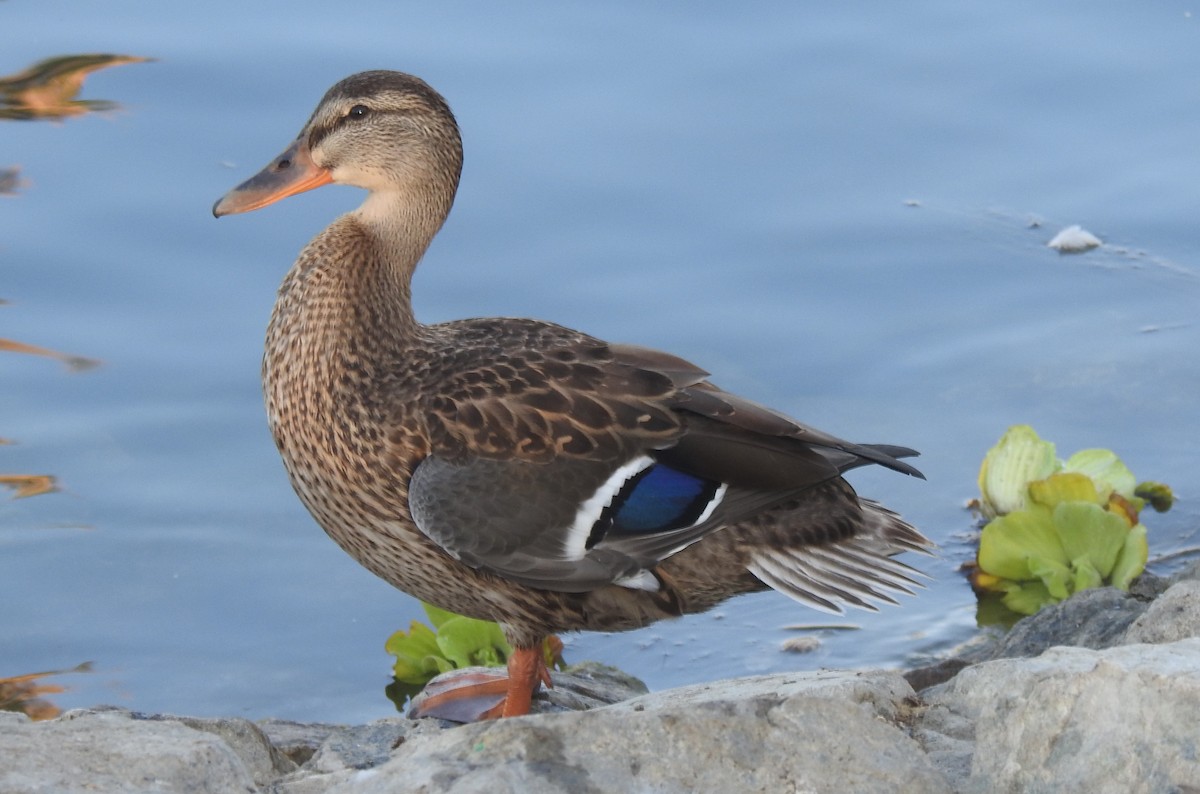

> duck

[{"left": 213, "top": 70, "right": 932, "bottom": 721}]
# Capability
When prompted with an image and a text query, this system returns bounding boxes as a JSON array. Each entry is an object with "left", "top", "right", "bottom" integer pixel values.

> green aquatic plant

[
  {"left": 386, "top": 602, "right": 563, "bottom": 686},
  {"left": 977, "top": 425, "right": 1059, "bottom": 519},
  {"left": 972, "top": 425, "right": 1172, "bottom": 616}
]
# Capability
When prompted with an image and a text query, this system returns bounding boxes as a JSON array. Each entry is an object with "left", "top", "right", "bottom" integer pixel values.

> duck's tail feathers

[{"left": 745, "top": 500, "right": 934, "bottom": 614}]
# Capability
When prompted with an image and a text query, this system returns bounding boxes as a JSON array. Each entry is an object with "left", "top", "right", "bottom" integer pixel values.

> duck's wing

[{"left": 407, "top": 327, "right": 921, "bottom": 593}]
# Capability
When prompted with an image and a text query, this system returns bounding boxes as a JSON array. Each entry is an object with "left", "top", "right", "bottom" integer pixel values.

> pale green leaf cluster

[
  {"left": 974, "top": 425, "right": 1169, "bottom": 616},
  {"left": 385, "top": 603, "right": 512, "bottom": 685}
]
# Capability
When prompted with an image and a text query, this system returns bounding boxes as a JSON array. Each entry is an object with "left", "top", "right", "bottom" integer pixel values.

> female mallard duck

[{"left": 214, "top": 70, "right": 932, "bottom": 721}]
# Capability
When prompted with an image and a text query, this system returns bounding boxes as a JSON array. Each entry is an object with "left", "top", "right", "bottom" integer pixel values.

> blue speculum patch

[{"left": 608, "top": 464, "right": 721, "bottom": 533}]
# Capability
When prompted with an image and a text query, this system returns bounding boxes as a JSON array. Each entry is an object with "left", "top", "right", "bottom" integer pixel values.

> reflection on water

[
  {"left": 1, "top": 300, "right": 98, "bottom": 703},
  {"left": 0, "top": 663, "right": 93, "bottom": 721},
  {"left": 0, "top": 324, "right": 97, "bottom": 498},
  {"left": 0, "top": 166, "right": 22, "bottom": 195},
  {"left": 0, "top": 54, "right": 151, "bottom": 122},
  {"left": 0, "top": 474, "right": 57, "bottom": 499},
  {"left": 1, "top": 300, "right": 100, "bottom": 496},
  {"left": 0, "top": 50, "right": 153, "bottom": 198},
  {"left": 1, "top": 45, "right": 140, "bottom": 720},
  {"left": 0, "top": 335, "right": 100, "bottom": 372},
  {"left": 0, "top": 326, "right": 81, "bottom": 503},
  {"left": 1, "top": 45, "right": 108, "bottom": 503}
]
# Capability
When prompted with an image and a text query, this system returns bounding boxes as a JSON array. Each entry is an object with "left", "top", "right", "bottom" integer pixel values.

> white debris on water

[
  {"left": 1047, "top": 224, "right": 1102, "bottom": 253},
  {"left": 780, "top": 636, "right": 822, "bottom": 654}
]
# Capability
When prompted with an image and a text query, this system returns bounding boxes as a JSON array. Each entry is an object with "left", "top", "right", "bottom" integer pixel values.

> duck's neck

[
  {"left": 283, "top": 187, "right": 450, "bottom": 336},
  {"left": 355, "top": 184, "right": 453, "bottom": 286},
  {"left": 264, "top": 188, "right": 450, "bottom": 427}
]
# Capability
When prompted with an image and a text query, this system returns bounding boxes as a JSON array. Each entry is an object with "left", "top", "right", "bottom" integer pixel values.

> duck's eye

[{"left": 347, "top": 104, "right": 370, "bottom": 120}]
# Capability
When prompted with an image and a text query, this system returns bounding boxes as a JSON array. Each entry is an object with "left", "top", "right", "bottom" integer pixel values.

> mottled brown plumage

[{"left": 214, "top": 70, "right": 932, "bottom": 719}]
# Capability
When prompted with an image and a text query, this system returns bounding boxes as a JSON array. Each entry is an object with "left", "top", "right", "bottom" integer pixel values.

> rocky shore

[{"left": 5, "top": 563, "right": 1200, "bottom": 793}]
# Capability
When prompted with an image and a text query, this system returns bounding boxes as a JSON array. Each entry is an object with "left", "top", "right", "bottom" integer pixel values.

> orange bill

[{"left": 213, "top": 136, "right": 332, "bottom": 217}]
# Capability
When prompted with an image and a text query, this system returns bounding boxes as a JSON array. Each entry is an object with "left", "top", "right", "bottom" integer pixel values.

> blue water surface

[{"left": 2, "top": 2, "right": 1198, "bottom": 722}]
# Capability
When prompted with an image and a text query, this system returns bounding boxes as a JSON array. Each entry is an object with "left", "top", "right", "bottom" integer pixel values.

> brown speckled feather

[{"left": 416, "top": 322, "right": 687, "bottom": 463}]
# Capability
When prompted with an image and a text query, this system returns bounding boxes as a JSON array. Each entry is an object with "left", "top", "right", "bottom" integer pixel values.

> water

[{"left": 3, "top": 2, "right": 1198, "bottom": 723}]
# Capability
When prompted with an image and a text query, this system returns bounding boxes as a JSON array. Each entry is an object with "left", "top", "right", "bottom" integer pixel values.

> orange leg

[
  {"left": 409, "top": 646, "right": 552, "bottom": 722},
  {"left": 498, "top": 646, "right": 553, "bottom": 718}
]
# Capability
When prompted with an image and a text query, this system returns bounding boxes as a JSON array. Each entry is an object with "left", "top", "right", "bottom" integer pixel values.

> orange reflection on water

[
  {"left": 0, "top": 474, "right": 58, "bottom": 499},
  {"left": 0, "top": 337, "right": 100, "bottom": 372},
  {"left": 2, "top": 300, "right": 98, "bottom": 505},
  {"left": 0, "top": 53, "right": 151, "bottom": 122},
  {"left": 0, "top": 663, "right": 94, "bottom": 721}
]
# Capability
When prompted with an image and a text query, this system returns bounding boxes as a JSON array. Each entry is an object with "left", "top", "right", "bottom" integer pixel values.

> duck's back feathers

[{"left": 418, "top": 322, "right": 689, "bottom": 464}]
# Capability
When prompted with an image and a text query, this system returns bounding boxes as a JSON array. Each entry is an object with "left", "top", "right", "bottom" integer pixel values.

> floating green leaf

[
  {"left": 1111, "top": 525, "right": 1149, "bottom": 591},
  {"left": 977, "top": 425, "right": 1059, "bottom": 518},
  {"left": 977, "top": 499, "right": 1145, "bottom": 616},
  {"left": 999, "top": 579, "right": 1055, "bottom": 615},
  {"left": 1027, "top": 555, "right": 1072, "bottom": 600},
  {"left": 1071, "top": 557, "right": 1103, "bottom": 594},
  {"left": 421, "top": 603, "right": 463, "bottom": 630},
  {"left": 978, "top": 506, "right": 1063, "bottom": 581},
  {"left": 386, "top": 619, "right": 455, "bottom": 685},
  {"left": 1063, "top": 448, "right": 1137, "bottom": 502},
  {"left": 434, "top": 615, "right": 509, "bottom": 670},
  {"left": 1027, "top": 472, "right": 1101, "bottom": 510},
  {"left": 1052, "top": 501, "right": 1128, "bottom": 579}
]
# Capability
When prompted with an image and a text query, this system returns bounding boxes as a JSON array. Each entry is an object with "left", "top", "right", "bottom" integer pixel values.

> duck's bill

[{"left": 212, "top": 137, "right": 332, "bottom": 217}]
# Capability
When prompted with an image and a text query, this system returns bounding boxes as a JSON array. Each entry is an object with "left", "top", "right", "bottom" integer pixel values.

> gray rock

[
  {"left": 918, "top": 638, "right": 1200, "bottom": 793},
  {"left": 1123, "top": 580, "right": 1200, "bottom": 644},
  {"left": 10, "top": 573, "right": 1200, "bottom": 794},
  {"left": 1131, "top": 568, "right": 1176, "bottom": 598},
  {"left": 608, "top": 667, "right": 914, "bottom": 720},
  {"left": 903, "top": 657, "right": 972, "bottom": 692},
  {"left": 1170, "top": 559, "right": 1200, "bottom": 583},
  {"left": 304, "top": 718, "right": 441, "bottom": 773},
  {"left": 322, "top": 669, "right": 951, "bottom": 794},
  {"left": 0, "top": 707, "right": 257, "bottom": 793},
  {"left": 983, "top": 586, "right": 1149, "bottom": 659},
  {"left": 168, "top": 715, "right": 298, "bottom": 785},
  {"left": 257, "top": 718, "right": 345, "bottom": 767},
  {"left": 0, "top": 711, "right": 31, "bottom": 727},
  {"left": 904, "top": 585, "right": 1153, "bottom": 693},
  {"left": 550, "top": 660, "right": 651, "bottom": 705}
]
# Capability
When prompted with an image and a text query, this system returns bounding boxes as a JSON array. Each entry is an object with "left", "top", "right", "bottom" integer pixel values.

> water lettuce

[
  {"left": 386, "top": 602, "right": 563, "bottom": 686},
  {"left": 973, "top": 425, "right": 1170, "bottom": 616}
]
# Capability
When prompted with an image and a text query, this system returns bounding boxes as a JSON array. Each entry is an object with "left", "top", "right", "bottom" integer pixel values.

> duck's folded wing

[
  {"left": 408, "top": 335, "right": 924, "bottom": 593},
  {"left": 408, "top": 450, "right": 818, "bottom": 592}
]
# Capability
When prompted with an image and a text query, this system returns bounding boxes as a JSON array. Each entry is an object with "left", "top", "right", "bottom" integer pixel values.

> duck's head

[{"left": 213, "top": 70, "right": 463, "bottom": 218}]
